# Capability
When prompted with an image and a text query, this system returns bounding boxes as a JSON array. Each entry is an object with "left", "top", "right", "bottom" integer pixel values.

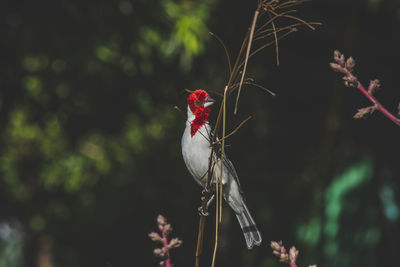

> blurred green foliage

[{"left": 1, "top": 0, "right": 400, "bottom": 267}]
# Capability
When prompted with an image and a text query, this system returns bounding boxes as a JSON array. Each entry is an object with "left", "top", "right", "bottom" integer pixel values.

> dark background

[{"left": 1, "top": 0, "right": 399, "bottom": 267}]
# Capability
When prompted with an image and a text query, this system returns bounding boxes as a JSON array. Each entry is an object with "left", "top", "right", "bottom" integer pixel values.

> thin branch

[
  {"left": 210, "top": 32, "right": 232, "bottom": 75},
  {"left": 195, "top": 216, "right": 206, "bottom": 267},
  {"left": 255, "top": 10, "right": 298, "bottom": 36},
  {"left": 211, "top": 161, "right": 220, "bottom": 267},
  {"left": 271, "top": 18, "right": 280, "bottom": 65},
  {"left": 234, "top": 10, "right": 259, "bottom": 114},
  {"left": 255, "top": 22, "right": 320, "bottom": 40},
  {"left": 276, "top": 0, "right": 312, "bottom": 9},
  {"left": 270, "top": 10, "right": 316, "bottom": 30},
  {"left": 220, "top": 86, "right": 228, "bottom": 222},
  {"left": 242, "top": 29, "right": 297, "bottom": 69},
  {"left": 212, "top": 116, "right": 252, "bottom": 145},
  {"left": 245, "top": 82, "right": 276, "bottom": 96}
]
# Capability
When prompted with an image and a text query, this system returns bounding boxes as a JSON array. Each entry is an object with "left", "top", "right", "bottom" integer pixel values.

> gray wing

[
  {"left": 222, "top": 155, "right": 244, "bottom": 195},
  {"left": 211, "top": 141, "right": 244, "bottom": 195},
  {"left": 202, "top": 124, "right": 244, "bottom": 195}
]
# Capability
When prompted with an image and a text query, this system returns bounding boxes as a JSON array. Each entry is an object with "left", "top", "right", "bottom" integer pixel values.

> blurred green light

[
  {"left": 380, "top": 184, "right": 399, "bottom": 222},
  {"left": 324, "top": 159, "right": 373, "bottom": 238},
  {"left": 323, "top": 158, "right": 374, "bottom": 260},
  {"left": 297, "top": 217, "right": 321, "bottom": 246},
  {"left": 30, "top": 216, "right": 46, "bottom": 232},
  {"left": 95, "top": 44, "right": 119, "bottom": 62},
  {"left": 22, "top": 75, "right": 42, "bottom": 97}
]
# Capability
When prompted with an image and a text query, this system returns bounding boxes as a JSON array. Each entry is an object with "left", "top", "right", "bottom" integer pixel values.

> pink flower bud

[
  {"left": 334, "top": 50, "right": 341, "bottom": 59},
  {"left": 330, "top": 63, "right": 343, "bottom": 73},
  {"left": 157, "top": 215, "right": 167, "bottom": 227},
  {"left": 153, "top": 248, "right": 165, "bottom": 257},
  {"left": 163, "top": 224, "right": 172, "bottom": 235},
  {"left": 333, "top": 50, "right": 345, "bottom": 66},
  {"left": 270, "top": 241, "right": 281, "bottom": 250},
  {"left": 168, "top": 238, "right": 183, "bottom": 249},
  {"left": 368, "top": 79, "right": 381, "bottom": 94},
  {"left": 353, "top": 105, "right": 377, "bottom": 119},
  {"left": 345, "top": 56, "right": 355, "bottom": 71},
  {"left": 148, "top": 232, "right": 162, "bottom": 242},
  {"left": 273, "top": 250, "right": 281, "bottom": 256},
  {"left": 342, "top": 76, "right": 358, "bottom": 87},
  {"left": 280, "top": 253, "right": 289, "bottom": 263},
  {"left": 289, "top": 246, "right": 299, "bottom": 263},
  {"left": 339, "top": 54, "right": 345, "bottom": 66}
]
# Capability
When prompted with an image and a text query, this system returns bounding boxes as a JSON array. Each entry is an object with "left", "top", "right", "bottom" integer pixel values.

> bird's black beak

[{"left": 204, "top": 97, "right": 215, "bottom": 107}]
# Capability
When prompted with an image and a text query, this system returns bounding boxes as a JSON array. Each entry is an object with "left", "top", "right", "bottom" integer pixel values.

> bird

[{"left": 181, "top": 89, "right": 262, "bottom": 249}]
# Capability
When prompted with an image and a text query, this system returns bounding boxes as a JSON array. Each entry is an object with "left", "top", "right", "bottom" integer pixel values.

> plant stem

[
  {"left": 162, "top": 232, "right": 171, "bottom": 267},
  {"left": 195, "top": 216, "right": 205, "bottom": 267},
  {"left": 349, "top": 73, "right": 400, "bottom": 126}
]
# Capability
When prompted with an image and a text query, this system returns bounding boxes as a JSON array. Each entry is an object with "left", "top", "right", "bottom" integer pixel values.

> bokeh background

[{"left": 1, "top": 0, "right": 400, "bottom": 266}]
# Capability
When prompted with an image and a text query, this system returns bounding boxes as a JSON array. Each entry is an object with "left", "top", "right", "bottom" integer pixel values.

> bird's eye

[{"left": 195, "top": 100, "right": 203, "bottom": 106}]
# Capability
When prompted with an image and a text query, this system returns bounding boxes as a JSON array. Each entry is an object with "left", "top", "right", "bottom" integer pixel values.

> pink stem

[
  {"left": 162, "top": 233, "right": 171, "bottom": 267},
  {"left": 290, "top": 262, "right": 297, "bottom": 267},
  {"left": 349, "top": 73, "right": 400, "bottom": 126}
]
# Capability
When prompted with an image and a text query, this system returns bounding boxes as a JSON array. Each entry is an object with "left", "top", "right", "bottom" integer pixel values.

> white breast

[{"left": 181, "top": 108, "right": 213, "bottom": 186}]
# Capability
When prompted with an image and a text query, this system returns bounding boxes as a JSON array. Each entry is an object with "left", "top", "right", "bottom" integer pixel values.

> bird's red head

[{"left": 187, "top": 89, "right": 215, "bottom": 137}]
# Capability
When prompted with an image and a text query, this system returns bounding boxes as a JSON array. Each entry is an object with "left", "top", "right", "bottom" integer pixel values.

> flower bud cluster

[
  {"left": 331, "top": 49, "right": 400, "bottom": 126},
  {"left": 271, "top": 241, "right": 291, "bottom": 263},
  {"left": 368, "top": 79, "right": 381, "bottom": 94},
  {"left": 330, "top": 50, "right": 359, "bottom": 88},
  {"left": 353, "top": 105, "right": 378, "bottom": 119},
  {"left": 271, "top": 240, "right": 316, "bottom": 267},
  {"left": 148, "top": 215, "right": 183, "bottom": 267}
]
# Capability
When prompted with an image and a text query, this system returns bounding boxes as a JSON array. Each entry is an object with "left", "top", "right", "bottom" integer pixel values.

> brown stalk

[
  {"left": 210, "top": 32, "right": 232, "bottom": 75},
  {"left": 234, "top": 10, "right": 260, "bottom": 115},
  {"left": 255, "top": 22, "right": 319, "bottom": 40},
  {"left": 255, "top": 10, "right": 298, "bottom": 36},
  {"left": 270, "top": 10, "right": 316, "bottom": 30},
  {"left": 244, "top": 82, "right": 276, "bottom": 96},
  {"left": 239, "top": 29, "right": 296, "bottom": 70},
  {"left": 276, "top": 0, "right": 312, "bottom": 9},
  {"left": 212, "top": 116, "right": 252, "bottom": 145},
  {"left": 271, "top": 18, "right": 280, "bottom": 65}
]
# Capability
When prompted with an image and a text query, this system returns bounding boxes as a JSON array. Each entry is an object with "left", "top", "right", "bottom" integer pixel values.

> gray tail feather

[{"left": 235, "top": 203, "right": 262, "bottom": 249}]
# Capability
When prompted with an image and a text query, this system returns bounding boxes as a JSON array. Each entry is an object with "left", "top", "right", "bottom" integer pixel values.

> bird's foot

[
  {"left": 197, "top": 194, "right": 215, "bottom": 216},
  {"left": 198, "top": 206, "right": 209, "bottom": 216}
]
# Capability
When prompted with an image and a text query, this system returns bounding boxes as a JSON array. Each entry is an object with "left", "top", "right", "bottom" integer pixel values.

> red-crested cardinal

[{"left": 181, "top": 89, "right": 262, "bottom": 249}]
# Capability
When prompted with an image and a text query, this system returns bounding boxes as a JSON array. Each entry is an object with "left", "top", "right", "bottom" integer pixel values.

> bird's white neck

[{"left": 187, "top": 105, "right": 195, "bottom": 122}]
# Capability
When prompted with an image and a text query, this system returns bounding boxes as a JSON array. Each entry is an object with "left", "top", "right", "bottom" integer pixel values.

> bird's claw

[
  {"left": 198, "top": 206, "right": 209, "bottom": 216},
  {"left": 197, "top": 193, "right": 215, "bottom": 216}
]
